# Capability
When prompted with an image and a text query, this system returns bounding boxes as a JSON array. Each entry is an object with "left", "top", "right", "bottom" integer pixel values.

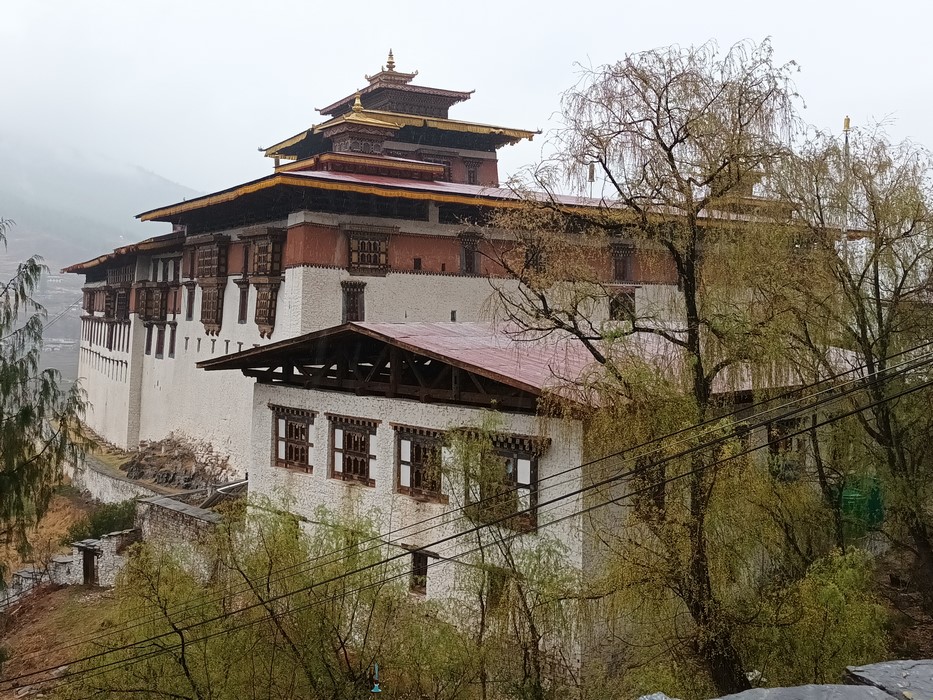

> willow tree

[
  {"left": 488, "top": 41, "right": 802, "bottom": 695},
  {"left": 0, "top": 218, "right": 86, "bottom": 578},
  {"left": 773, "top": 128, "right": 933, "bottom": 610}
]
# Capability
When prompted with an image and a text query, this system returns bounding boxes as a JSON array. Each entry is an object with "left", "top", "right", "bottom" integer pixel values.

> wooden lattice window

[
  {"left": 103, "top": 290, "right": 115, "bottom": 319},
  {"left": 137, "top": 286, "right": 167, "bottom": 323},
  {"left": 609, "top": 289, "right": 636, "bottom": 320},
  {"left": 199, "top": 284, "right": 225, "bottom": 334},
  {"left": 767, "top": 418, "right": 806, "bottom": 482},
  {"left": 155, "top": 325, "right": 166, "bottom": 359},
  {"left": 341, "top": 281, "right": 365, "bottom": 323},
  {"left": 611, "top": 242, "right": 635, "bottom": 282},
  {"left": 465, "top": 436, "right": 541, "bottom": 532},
  {"left": 463, "top": 158, "right": 483, "bottom": 186},
  {"left": 107, "top": 265, "right": 134, "bottom": 286},
  {"left": 459, "top": 232, "right": 481, "bottom": 275},
  {"left": 196, "top": 242, "right": 228, "bottom": 279},
  {"left": 254, "top": 284, "right": 279, "bottom": 338},
  {"left": 397, "top": 428, "right": 445, "bottom": 502},
  {"left": 251, "top": 238, "right": 283, "bottom": 277},
  {"left": 410, "top": 551, "right": 429, "bottom": 595},
  {"left": 272, "top": 406, "right": 315, "bottom": 473},
  {"left": 185, "top": 283, "right": 196, "bottom": 321},
  {"left": 330, "top": 417, "right": 378, "bottom": 486},
  {"left": 348, "top": 233, "right": 389, "bottom": 271},
  {"left": 114, "top": 290, "right": 129, "bottom": 321},
  {"left": 237, "top": 283, "right": 249, "bottom": 324}
]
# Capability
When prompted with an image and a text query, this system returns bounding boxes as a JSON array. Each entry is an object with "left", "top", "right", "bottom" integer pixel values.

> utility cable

[{"left": 10, "top": 365, "right": 933, "bottom": 692}]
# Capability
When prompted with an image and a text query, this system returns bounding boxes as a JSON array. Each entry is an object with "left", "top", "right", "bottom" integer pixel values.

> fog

[{"left": 2, "top": 0, "right": 929, "bottom": 196}]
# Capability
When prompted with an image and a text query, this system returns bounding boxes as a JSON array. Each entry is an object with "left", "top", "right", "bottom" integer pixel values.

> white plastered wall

[{"left": 248, "top": 382, "right": 586, "bottom": 603}]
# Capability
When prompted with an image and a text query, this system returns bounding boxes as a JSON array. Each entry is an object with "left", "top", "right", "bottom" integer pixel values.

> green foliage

[
  {"left": 738, "top": 550, "right": 888, "bottom": 686},
  {"left": 0, "top": 217, "right": 88, "bottom": 579},
  {"left": 63, "top": 500, "right": 136, "bottom": 543},
  {"left": 58, "top": 502, "right": 484, "bottom": 700}
]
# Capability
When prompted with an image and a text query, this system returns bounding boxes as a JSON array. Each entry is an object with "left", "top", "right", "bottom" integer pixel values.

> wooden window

[
  {"left": 485, "top": 566, "right": 508, "bottom": 609},
  {"left": 465, "top": 441, "right": 538, "bottom": 532},
  {"left": 237, "top": 284, "right": 249, "bottom": 324},
  {"left": 523, "top": 242, "right": 545, "bottom": 273},
  {"left": 168, "top": 325, "right": 177, "bottom": 358},
  {"left": 106, "top": 265, "right": 133, "bottom": 286},
  {"left": 348, "top": 233, "right": 388, "bottom": 272},
  {"left": 272, "top": 406, "right": 315, "bottom": 473},
  {"left": 161, "top": 259, "right": 170, "bottom": 283},
  {"left": 185, "top": 284, "right": 196, "bottom": 321},
  {"left": 410, "top": 551, "right": 429, "bottom": 595},
  {"left": 196, "top": 242, "right": 228, "bottom": 279},
  {"left": 397, "top": 428, "right": 445, "bottom": 502},
  {"left": 459, "top": 232, "right": 480, "bottom": 275},
  {"left": 254, "top": 285, "right": 279, "bottom": 337},
  {"left": 145, "top": 325, "right": 153, "bottom": 355},
  {"left": 463, "top": 158, "right": 483, "bottom": 186},
  {"left": 155, "top": 325, "right": 165, "bottom": 358},
  {"left": 611, "top": 242, "right": 635, "bottom": 282},
  {"left": 199, "top": 284, "right": 225, "bottom": 334},
  {"left": 632, "top": 456, "right": 666, "bottom": 517},
  {"left": 767, "top": 418, "right": 806, "bottom": 481},
  {"left": 82, "top": 290, "right": 93, "bottom": 312},
  {"left": 251, "top": 238, "right": 283, "bottom": 277},
  {"left": 341, "top": 281, "right": 365, "bottom": 323},
  {"left": 115, "top": 290, "right": 129, "bottom": 321},
  {"left": 172, "top": 258, "right": 180, "bottom": 283},
  {"left": 330, "top": 417, "right": 377, "bottom": 486},
  {"left": 609, "top": 290, "right": 636, "bottom": 320},
  {"left": 183, "top": 248, "right": 196, "bottom": 279},
  {"left": 103, "top": 290, "right": 115, "bottom": 319},
  {"left": 137, "top": 286, "right": 167, "bottom": 323}
]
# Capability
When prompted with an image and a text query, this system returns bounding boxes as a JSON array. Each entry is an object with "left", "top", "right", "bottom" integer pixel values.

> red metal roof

[{"left": 353, "top": 322, "right": 598, "bottom": 394}]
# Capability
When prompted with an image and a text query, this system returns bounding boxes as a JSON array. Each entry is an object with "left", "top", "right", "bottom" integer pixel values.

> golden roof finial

[
  {"left": 352, "top": 92, "right": 363, "bottom": 112},
  {"left": 386, "top": 49, "right": 395, "bottom": 72}
]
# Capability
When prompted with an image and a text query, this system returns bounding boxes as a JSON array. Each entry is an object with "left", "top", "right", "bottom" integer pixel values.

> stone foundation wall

[{"left": 136, "top": 496, "right": 222, "bottom": 578}]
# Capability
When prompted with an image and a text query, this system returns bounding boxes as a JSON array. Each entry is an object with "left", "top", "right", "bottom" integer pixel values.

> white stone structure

[{"left": 201, "top": 321, "right": 601, "bottom": 602}]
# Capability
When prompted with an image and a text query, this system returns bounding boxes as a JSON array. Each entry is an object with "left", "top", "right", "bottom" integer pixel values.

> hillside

[{"left": 0, "top": 133, "right": 201, "bottom": 269}]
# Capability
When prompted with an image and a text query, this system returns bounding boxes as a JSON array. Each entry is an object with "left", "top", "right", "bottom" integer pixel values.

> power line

[
  {"left": 7, "top": 339, "right": 933, "bottom": 676},
  {"left": 48, "top": 373, "right": 933, "bottom": 693},
  {"left": 9, "top": 361, "right": 932, "bottom": 692}
]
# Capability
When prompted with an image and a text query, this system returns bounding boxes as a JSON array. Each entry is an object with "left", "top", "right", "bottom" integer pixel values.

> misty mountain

[{"left": 0, "top": 134, "right": 201, "bottom": 269}]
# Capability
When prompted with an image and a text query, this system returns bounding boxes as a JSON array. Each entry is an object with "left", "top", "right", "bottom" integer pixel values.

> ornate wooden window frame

[
  {"left": 341, "top": 280, "right": 366, "bottom": 323},
  {"left": 394, "top": 426, "right": 447, "bottom": 503},
  {"left": 328, "top": 415, "right": 379, "bottom": 486},
  {"left": 187, "top": 234, "right": 230, "bottom": 335},
  {"left": 458, "top": 231, "right": 481, "bottom": 275},
  {"left": 270, "top": 404, "right": 316, "bottom": 474},
  {"left": 342, "top": 223, "right": 396, "bottom": 274},
  {"left": 461, "top": 432, "right": 547, "bottom": 533},
  {"left": 611, "top": 241, "right": 635, "bottom": 283}
]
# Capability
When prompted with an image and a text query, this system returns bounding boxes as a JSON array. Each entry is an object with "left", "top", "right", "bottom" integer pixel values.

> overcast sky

[{"left": 1, "top": 0, "right": 928, "bottom": 196}]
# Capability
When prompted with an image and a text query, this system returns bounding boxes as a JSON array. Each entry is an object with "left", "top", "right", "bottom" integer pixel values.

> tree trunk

[{"left": 684, "top": 464, "right": 752, "bottom": 696}]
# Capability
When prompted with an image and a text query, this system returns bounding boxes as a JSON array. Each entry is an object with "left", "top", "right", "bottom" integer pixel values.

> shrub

[{"left": 64, "top": 500, "right": 137, "bottom": 544}]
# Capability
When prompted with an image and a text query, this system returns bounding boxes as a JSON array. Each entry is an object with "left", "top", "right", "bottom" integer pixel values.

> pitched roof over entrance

[{"left": 198, "top": 322, "right": 599, "bottom": 412}]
